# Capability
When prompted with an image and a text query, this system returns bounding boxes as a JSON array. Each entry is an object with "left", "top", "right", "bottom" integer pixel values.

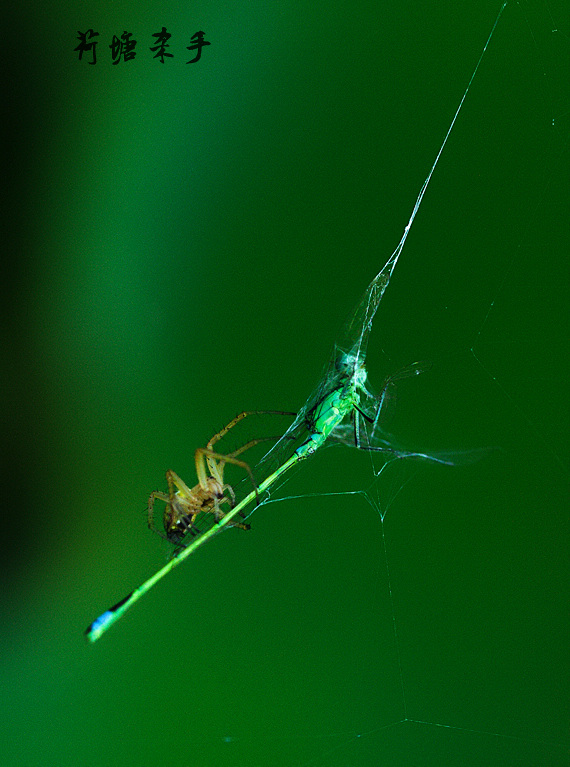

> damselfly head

[{"left": 336, "top": 352, "right": 368, "bottom": 388}]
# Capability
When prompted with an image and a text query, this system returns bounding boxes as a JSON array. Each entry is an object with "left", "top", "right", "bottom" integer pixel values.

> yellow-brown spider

[{"left": 147, "top": 410, "right": 295, "bottom": 546}]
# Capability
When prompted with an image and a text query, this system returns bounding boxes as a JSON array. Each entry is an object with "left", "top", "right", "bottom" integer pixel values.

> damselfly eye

[{"left": 336, "top": 352, "right": 357, "bottom": 371}]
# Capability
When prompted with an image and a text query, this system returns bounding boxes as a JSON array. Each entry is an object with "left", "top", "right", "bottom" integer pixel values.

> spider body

[
  {"left": 148, "top": 411, "right": 295, "bottom": 547},
  {"left": 162, "top": 474, "right": 234, "bottom": 545}
]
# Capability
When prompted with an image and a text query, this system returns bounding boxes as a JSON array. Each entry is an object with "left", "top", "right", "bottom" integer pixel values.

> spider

[{"left": 147, "top": 410, "right": 295, "bottom": 547}]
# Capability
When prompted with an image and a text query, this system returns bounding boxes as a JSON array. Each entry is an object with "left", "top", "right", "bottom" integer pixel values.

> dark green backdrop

[{"left": 3, "top": 1, "right": 568, "bottom": 765}]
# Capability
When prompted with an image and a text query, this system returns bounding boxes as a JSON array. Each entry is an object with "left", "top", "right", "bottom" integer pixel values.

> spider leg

[
  {"left": 196, "top": 447, "right": 261, "bottom": 506},
  {"left": 223, "top": 483, "right": 236, "bottom": 507},
  {"left": 165, "top": 469, "right": 194, "bottom": 499},
  {"left": 205, "top": 410, "right": 296, "bottom": 452},
  {"left": 211, "top": 489, "right": 251, "bottom": 530},
  {"left": 225, "top": 436, "right": 280, "bottom": 461},
  {"left": 195, "top": 411, "right": 295, "bottom": 504},
  {"left": 147, "top": 490, "right": 169, "bottom": 532},
  {"left": 180, "top": 513, "right": 201, "bottom": 537}
]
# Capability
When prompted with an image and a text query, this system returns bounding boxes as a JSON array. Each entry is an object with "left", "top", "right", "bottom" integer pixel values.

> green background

[{"left": 3, "top": 1, "right": 568, "bottom": 765}]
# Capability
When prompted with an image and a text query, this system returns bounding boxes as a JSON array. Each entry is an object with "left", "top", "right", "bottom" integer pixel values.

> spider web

[{"left": 187, "top": 4, "right": 568, "bottom": 765}]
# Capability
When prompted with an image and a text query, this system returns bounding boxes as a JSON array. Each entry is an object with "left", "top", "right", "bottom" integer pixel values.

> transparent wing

[
  {"left": 331, "top": 421, "right": 497, "bottom": 466},
  {"left": 337, "top": 265, "right": 392, "bottom": 365}
]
